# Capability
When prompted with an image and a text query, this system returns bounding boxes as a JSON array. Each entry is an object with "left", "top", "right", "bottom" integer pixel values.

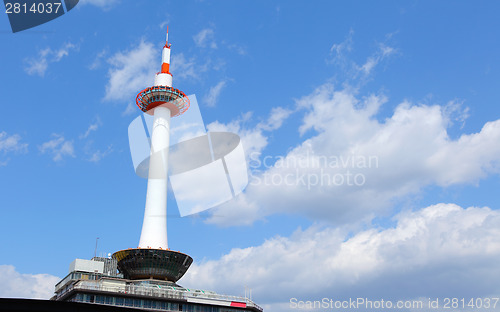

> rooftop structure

[{"left": 53, "top": 257, "right": 262, "bottom": 312}]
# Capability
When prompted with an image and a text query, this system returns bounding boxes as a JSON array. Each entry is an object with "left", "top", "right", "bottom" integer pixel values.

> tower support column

[{"left": 139, "top": 106, "right": 171, "bottom": 249}]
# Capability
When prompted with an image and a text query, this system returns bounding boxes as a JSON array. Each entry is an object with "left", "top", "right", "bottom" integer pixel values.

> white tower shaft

[{"left": 138, "top": 106, "right": 171, "bottom": 249}]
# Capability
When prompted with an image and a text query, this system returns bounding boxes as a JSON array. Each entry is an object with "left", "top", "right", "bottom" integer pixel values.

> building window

[
  {"left": 105, "top": 296, "right": 113, "bottom": 305},
  {"left": 134, "top": 299, "right": 142, "bottom": 308},
  {"left": 125, "top": 298, "right": 133, "bottom": 307},
  {"left": 115, "top": 297, "right": 124, "bottom": 306}
]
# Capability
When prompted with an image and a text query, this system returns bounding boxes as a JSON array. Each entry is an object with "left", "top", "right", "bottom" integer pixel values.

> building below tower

[{"left": 52, "top": 257, "right": 263, "bottom": 312}]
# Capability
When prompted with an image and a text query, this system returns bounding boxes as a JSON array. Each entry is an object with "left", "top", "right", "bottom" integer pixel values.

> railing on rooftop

[{"left": 56, "top": 280, "right": 263, "bottom": 312}]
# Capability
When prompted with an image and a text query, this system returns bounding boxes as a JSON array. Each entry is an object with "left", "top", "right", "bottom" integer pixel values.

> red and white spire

[{"left": 154, "top": 26, "right": 173, "bottom": 87}]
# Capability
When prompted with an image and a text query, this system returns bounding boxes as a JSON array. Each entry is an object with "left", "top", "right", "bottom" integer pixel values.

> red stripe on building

[{"left": 230, "top": 302, "right": 247, "bottom": 308}]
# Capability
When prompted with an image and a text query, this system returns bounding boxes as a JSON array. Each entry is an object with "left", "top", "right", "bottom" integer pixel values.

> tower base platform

[{"left": 112, "top": 248, "right": 192, "bottom": 282}]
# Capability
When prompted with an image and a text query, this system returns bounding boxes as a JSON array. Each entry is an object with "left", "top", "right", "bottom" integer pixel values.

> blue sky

[{"left": 2, "top": 1, "right": 500, "bottom": 310}]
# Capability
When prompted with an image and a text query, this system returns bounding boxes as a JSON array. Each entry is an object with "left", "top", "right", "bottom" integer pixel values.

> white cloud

[
  {"left": 88, "top": 145, "right": 113, "bottom": 162},
  {"left": 358, "top": 43, "right": 396, "bottom": 76},
  {"left": 227, "top": 43, "right": 247, "bottom": 55},
  {"left": 104, "top": 39, "right": 211, "bottom": 110},
  {"left": 193, "top": 28, "right": 217, "bottom": 49},
  {"left": 205, "top": 83, "right": 500, "bottom": 226},
  {"left": 104, "top": 40, "right": 157, "bottom": 102},
  {"left": 0, "top": 132, "right": 28, "bottom": 166},
  {"left": 53, "top": 43, "right": 76, "bottom": 61},
  {"left": 0, "top": 265, "right": 59, "bottom": 299},
  {"left": 25, "top": 49, "right": 49, "bottom": 77},
  {"left": 0, "top": 132, "right": 28, "bottom": 154},
  {"left": 80, "top": 117, "right": 102, "bottom": 139},
  {"left": 207, "top": 106, "right": 293, "bottom": 160},
  {"left": 442, "top": 100, "right": 470, "bottom": 128},
  {"left": 78, "top": 118, "right": 112, "bottom": 162},
  {"left": 330, "top": 29, "right": 354, "bottom": 63},
  {"left": 159, "top": 20, "right": 170, "bottom": 30},
  {"left": 39, "top": 134, "right": 75, "bottom": 162},
  {"left": 122, "top": 102, "right": 137, "bottom": 116},
  {"left": 260, "top": 106, "right": 293, "bottom": 131},
  {"left": 203, "top": 80, "right": 227, "bottom": 107},
  {"left": 25, "top": 43, "right": 77, "bottom": 77},
  {"left": 170, "top": 53, "right": 208, "bottom": 81},
  {"left": 89, "top": 49, "right": 107, "bottom": 70},
  {"left": 328, "top": 31, "right": 396, "bottom": 80},
  {"left": 79, "top": 0, "right": 119, "bottom": 9},
  {"left": 183, "top": 204, "right": 500, "bottom": 311}
]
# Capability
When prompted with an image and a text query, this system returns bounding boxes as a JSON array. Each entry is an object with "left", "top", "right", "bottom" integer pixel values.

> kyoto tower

[{"left": 112, "top": 28, "right": 193, "bottom": 282}]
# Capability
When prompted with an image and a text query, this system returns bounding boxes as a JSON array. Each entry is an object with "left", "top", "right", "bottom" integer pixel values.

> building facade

[{"left": 52, "top": 257, "right": 262, "bottom": 312}]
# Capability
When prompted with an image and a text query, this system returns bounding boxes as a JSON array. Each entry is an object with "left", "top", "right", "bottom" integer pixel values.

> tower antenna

[{"left": 94, "top": 237, "right": 99, "bottom": 259}]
